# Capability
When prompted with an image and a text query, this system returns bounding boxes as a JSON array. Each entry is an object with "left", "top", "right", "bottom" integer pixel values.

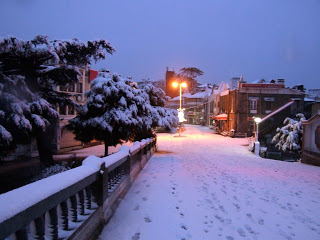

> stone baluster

[
  {"left": 85, "top": 187, "right": 92, "bottom": 210},
  {"left": 77, "top": 190, "right": 85, "bottom": 215},
  {"left": 58, "top": 201, "right": 68, "bottom": 231},
  {"left": 10, "top": 227, "right": 28, "bottom": 240},
  {"left": 68, "top": 195, "right": 78, "bottom": 222},
  {"left": 45, "top": 207, "right": 58, "bottom": 240},
  {"left": 30, "top": 217, "right": 45, "bottom": 240}
]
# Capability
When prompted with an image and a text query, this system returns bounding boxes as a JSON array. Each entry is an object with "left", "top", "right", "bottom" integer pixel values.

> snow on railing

[{"left": 0, "top": 137, "right": 157, "bottom": 240}]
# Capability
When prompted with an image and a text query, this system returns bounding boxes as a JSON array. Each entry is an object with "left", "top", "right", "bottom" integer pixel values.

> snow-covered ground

[{"left": 98, "top": 125, "right": 320, "bottom": 240}]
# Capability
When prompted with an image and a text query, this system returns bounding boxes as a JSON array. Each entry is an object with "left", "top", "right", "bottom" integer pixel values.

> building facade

[
  {"left": 212, "top": 80, "right": 304, "bottom": 140},
  {"left": 54, "top": 68, "right": 99, "bottom": 153},
  {"left": 302, "top": 111, "right": 320, "bottom": 166}
]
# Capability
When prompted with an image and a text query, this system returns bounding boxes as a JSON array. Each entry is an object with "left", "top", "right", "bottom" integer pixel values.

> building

[
  {"left": 165, "top": 88, "right": 211, "bottom": 125},
  {"left": 212, "top": 79, "right": 304, "bottom": 141},
  {"left": 54, "top": 68, "right": 99, "bottom": 153},
  {"left": 165, "top": 68, "right": 177, "bottom": 98},
  {"left": 302, "top": 111, "right": 320, "bottom": 166},
  {"left": 307, "top": 89, "right": 320, "bottom": 100}
]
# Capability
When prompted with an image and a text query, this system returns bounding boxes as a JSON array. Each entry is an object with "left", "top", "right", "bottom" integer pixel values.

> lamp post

[
  {"left": 254, "top": 117, "right": 261, "bottom": 155},
  {"left": 172, "top": 81, "right": 187, "bottom": 136}
]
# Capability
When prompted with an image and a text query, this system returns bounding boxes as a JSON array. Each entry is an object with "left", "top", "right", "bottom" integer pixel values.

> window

[
  {"left": 250, "top": 100, "right": 257, "bottom": 110},
  {"left": 68, "top": 83, "right": 75, "bottom": 92},
  {"left": 60, "top": 85, "right": 68, "bottom": 92},
  {"left": 265, "top": 101, "right": 271, "bottom": 110},
  {"left": 68, "top": 105, "right": 75, "bottom": 115},
  {"left": 59, "top": 103, "right": 66, "bottom": 115},
  {"left": 77, "top": 83, "right": 83, "bottom": 93}
]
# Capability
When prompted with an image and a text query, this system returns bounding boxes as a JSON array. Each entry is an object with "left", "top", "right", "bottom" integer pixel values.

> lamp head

[
  {"left": 172, "top": 81, "right": 179, "bottom": 88},
  {"left": 181, "top": 82, "right": 187, "bottom": 88},
  {"left": 254, "top": 117, "right": 262, "bottom": 123}
]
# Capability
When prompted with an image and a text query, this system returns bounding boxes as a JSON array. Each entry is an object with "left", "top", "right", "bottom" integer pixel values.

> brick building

[
  {"left": 165, "top": 68, "right": 177, "bottom": 98},
  {"left": 214, "top": 80, "right": 304, "bottom": 140}
]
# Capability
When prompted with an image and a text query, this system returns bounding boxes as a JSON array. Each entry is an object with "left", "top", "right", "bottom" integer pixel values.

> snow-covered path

[{"left": 98, "top": 125, "right": 320, "bottom": 240}]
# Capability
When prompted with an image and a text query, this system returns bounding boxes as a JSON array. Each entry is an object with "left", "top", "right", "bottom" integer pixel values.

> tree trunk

[
  {"left": 104, "top": 136, "right": 112, "bottom": 157},
  {"left": 104, "top": 142, "right": 109, "bottom": 157},
  {"left": 36, "top": 133, "right": 55, "bottom": 167}
]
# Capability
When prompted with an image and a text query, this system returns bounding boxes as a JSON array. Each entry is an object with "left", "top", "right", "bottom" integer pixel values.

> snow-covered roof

[
  {"left": 304, "top": 98, "right": 316, "bottom": 102},
  {"left": 170, "top": 91, "right": 209, "bottom": 101}
]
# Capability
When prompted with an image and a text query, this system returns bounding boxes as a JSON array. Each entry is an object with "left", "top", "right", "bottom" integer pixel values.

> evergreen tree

[
  {"left": 272, "top": 113, "right": 305, "bottom": 153},
  {"left": 0, "top": 74, "right": 59, "bottom": 158},
  {"left": 0, "top": 35, "right": 114, "bottom": 165},
  {"left": 67, "top": 73, "right": 178, "bottom": 156},
  {"left": 133, "top": 83, "right": 178, "bottom": 140}
]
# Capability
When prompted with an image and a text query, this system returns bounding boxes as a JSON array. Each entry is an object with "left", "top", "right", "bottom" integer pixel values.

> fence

[{"left": 0, "top": 138, "right": 157, "bottom": 240}]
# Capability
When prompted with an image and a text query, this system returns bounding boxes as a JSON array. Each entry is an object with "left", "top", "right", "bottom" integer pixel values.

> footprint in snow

[
  {"left": 181, "top": 225, "right": 187, "bottom": 230},
  {"left": 258, "top": 218, "right": 264, "bottom": 225},
  {"left": 132, "top": 233, "right": 140, "bottom": 240},
  {"left": 219, "top": 205, "right": 227, "bottom": 213},
  {"left": 142, "top": 197, "right": 147, "bottom": 201},
  {"left": 237, "top": 228, "right": 246, "bottom": 237},
  {"left": 245, "top": 225, "right": 255, "bottom": 234},
  {"left": 144, "top": 217, "right": 152, "bottom": 223},
  {"left": 226, "top": 236, "right": 234, "bottom": 240},
  {"left": 134, "top": 205, "right": 140, "bottom": 211}
]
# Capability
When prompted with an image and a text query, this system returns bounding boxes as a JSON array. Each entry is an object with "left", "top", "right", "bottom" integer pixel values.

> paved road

[{"left": 99, "top": 125, "right": 320, "bottom": 240}]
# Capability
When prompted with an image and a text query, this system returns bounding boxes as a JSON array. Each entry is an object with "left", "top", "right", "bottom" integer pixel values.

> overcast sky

[{"left": 0, "top": 0, "right": 319, "bottom": 89}]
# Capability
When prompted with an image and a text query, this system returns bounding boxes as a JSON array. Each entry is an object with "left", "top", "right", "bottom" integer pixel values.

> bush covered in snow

[
  {"left": 272, "top": 113, "right": 305, "bottom": 153},
  {"left": 31, "top": 162, "right": 70, "bottom": 182}
]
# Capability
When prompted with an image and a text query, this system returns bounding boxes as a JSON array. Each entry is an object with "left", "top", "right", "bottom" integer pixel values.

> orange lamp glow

[
  {"left": 172, "top": 82, "right": 179, "bottom": 88},
  {"left": 181, "top": 82, "right": 187, "bottom": 88}
]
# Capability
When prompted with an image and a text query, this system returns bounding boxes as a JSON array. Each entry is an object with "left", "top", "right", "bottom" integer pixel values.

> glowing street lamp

[
  {"left": 254, "top": 117, "right": 262, "bottom": 141},
  {"left": 172, "top": 81, "right": 187, "bottom": 136},
  {"left": 254, "top": 117, "right": 262, "bottom": 156},
  {"left": 172, "top": 81, "right": 187, "bottom": 111}
]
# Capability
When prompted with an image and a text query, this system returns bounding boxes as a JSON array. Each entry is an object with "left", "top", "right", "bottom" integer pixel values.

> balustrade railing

[{"left": 0, "top": 137, "right": 156, "bottom": 240}]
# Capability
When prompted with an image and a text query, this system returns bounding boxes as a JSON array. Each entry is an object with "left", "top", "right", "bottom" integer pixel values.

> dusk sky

[{"left": 0, "top": 0, "right": 319, "bottom": 90}]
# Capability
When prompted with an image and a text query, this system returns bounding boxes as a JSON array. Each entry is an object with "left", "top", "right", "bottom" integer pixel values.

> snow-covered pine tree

[
  {"left": 133, "top": 82, "right": 178, "bottom": 140},
  {"left": 272, "top": 113, "right": 305, "bottom": 153},
  {"left": 67, "top": 73, "right": 146, "bottom": 156},
  {"left": 67, "top": 73, "right": 178, "bottom": 156},
  {"left": 0, "top": 35, "right": 115, "bottom": 165},
  {"left": 0, "top": 74, "right": 59, "bottom": 158}
]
